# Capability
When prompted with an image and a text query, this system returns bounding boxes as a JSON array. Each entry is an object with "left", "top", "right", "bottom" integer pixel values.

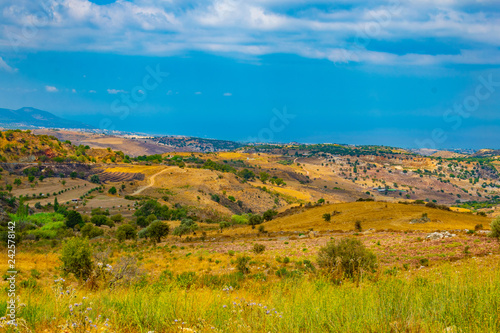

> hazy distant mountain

[{"left": 0, "top": 107, "right": 93, "bottom": 129}]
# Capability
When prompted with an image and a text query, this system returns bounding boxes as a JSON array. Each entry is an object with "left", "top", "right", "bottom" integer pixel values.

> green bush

[
  {"left": 60, "top": 237, "right": 93, "bottom": 280},
  {"left": 248, "top": 214, "right": 263, "bottom": 227},
  {"left": 236, "top": 256, "right": 251, "bottom": 274},
  {"left": 116, "top": 224, "right": 137, "bottom": 242},
  {"left": 91, "top": 215, "right": 112, "bottom": 227},
  {"left": 253, "top": 243, "right": 266, "bottom": 254},
  {"left": 81, "top": 223, "right": 104, "bottom": 239},
  {"left": 490, "top": 217, "right": 500, "bottom": 240},
  {"left": 317, "top": 238, "right": 377, "bottom": 279}
]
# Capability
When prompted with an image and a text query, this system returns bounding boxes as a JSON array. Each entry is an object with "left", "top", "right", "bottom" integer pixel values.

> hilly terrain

[
  {"left": 1, "top": 130, "right": 500, "bottom": 332},
  {"left": 0, "top": 107, "right": 93, "bottom": 129}
]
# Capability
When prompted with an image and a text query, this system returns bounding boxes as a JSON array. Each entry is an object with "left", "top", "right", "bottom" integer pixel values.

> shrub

[
  {"left": 263, "top": 209, "right": 278, "bottom": 221},
  {"left": 475, "top": 224, "right": 483, "bottom": 231},
  {"left": 81, "top": 223, "right": 104, "bottom": 239},
  {"left": 108, "top": 187, "right": 117, "bottom": 195},
  {"left": 65, "top": 211, "right": 84, "bottom": 229},
  {"left": 317, "top": 238, "right": 377, "bottom": 279},
  {"left": 236, "top": 256, "right": 251, "bottom": 274},
  {"left": 248, "top": 214, "right": 263, "bottom": 227},
  {"left": 90, "top": 175, "right": 100, "bottom": 184},
  {"left": 354, "top": 220, "right": 362, "bottom": 232},
  {"left": 110, "top": 214, "right": 124, "bottom": 223},
  {"left": 116, "top": 224, "right": 137, "bottom": 242},
  {"left": 60, "top": 237, "right": 93, "bottom": 280},
  {"left": 322, "top": 213, "right": 331, "bottom": 222},
  {"left": 490, "top": 217, "right": 500, "bottom": 240},
  {"left": 91, "top": 215, "right": 113, "bottom": 227},
  {"left": 253, "top": 244, "right": 266, "bottom": 254}
]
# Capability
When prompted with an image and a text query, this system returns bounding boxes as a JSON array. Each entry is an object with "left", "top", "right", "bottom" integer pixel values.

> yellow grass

[
  {"left": 265, "top": 201, "right": 490, "bottom": 232},
  {"left": 268, "top": 186, "right": 311, "bottom": 201},
  {"left": 449, "top": 207, "right": 472, "bottom": 213},
  {"left": 104, "top": 165, "right": 166, "bottom": 176}
]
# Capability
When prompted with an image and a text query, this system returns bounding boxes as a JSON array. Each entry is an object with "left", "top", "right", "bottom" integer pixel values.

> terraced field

[{"left": 97, "top": 171, "right": 144, "bottom": 183}]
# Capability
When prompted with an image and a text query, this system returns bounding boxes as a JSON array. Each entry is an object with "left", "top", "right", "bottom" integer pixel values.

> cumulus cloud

[
  {"left": 0, "top": 0, "right": 499, "bottom": 65},
  {"left": 45, "top": 85, "right": 58, "bottom": 92}
]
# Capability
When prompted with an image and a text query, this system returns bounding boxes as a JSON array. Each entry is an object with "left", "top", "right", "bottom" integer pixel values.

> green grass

[
  {"left": 9, "top": 212, "right": 65, "bottom": 226},
  {"left": 3, "top": 261, "right": 500, "bottom": 332}
]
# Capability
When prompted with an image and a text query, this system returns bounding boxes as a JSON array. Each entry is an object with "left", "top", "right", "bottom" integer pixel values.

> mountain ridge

[{"left": 0, "top": 107, "right": 94, "bottom": 129}]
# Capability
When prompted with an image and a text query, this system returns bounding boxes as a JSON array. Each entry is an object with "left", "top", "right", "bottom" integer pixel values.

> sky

[{"left": 0, "top": 0, "right": 499, "bottom": 149}]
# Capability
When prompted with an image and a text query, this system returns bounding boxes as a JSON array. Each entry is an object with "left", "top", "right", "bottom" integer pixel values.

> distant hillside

[
  {"left": 0, "top": 129, "right": 126, "bottom": 163},
  {"left": 431, "top": 150, "right": 466, "bottom": 158},
  {"left": 151, "top": 136, "right": 245, "bottom": 152},
  {"left": 0, "top": 107, "right": 93, "bottom": 129},
  {"left": 473, "top": 149, "right": 500, "bottom": 158}
]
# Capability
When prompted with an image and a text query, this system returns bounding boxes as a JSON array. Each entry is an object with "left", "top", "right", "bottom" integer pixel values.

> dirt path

[
  {"left": 132, "top": 167, "right": 171, "bottom": 195},
  {"left": 294, "top": 158, "right": 310, "bottom": 176}
]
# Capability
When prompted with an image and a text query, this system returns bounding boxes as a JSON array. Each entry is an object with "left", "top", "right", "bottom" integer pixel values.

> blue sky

[{"left": 0, "top": 0, "right": 499, "bottom": 149}]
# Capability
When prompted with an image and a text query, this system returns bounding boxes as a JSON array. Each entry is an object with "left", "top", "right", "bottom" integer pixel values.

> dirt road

[{"left": 132, "top": 167, "right": 171, "bottom": 195}]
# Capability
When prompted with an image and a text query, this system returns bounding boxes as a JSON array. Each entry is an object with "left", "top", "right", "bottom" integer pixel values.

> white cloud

[
  {"left": 45, "top": 85, "right": 58, "bottom": 92},
  {"left": 107, "top": 88, "right": 126, "bottom": 94},
  {"left": 0, "top": 0, "right": 499, "bottom": 65},
  {"left": 223, "top": 92, "right": 232, "bottom": 96},
  {"left": 0, "top": 57, "right": 16, "bottom": 72},
  {"left": 89, "top": 90, "right": 97, "bottom": 93},
  {"left": 72, "top": 88, "right": 77, "bottom": 93},
  {"left": 194, "top": 91, "right": 202, "bottom": 95}
]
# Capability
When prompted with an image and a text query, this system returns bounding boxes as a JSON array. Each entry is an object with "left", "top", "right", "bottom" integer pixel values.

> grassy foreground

[{"left": 1, "top": 258, "right": 500, "bottom": 332}]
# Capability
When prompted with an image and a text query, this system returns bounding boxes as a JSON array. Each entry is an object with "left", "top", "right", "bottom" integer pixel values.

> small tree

[
  {"left": 490, "top": 217, "right": 500, "bottom": 240},
  {"left": 60, "top": 237, "right": 93, "bottom": 280},
  {"left": 259, "top": 172, "right": 270, "bottom": 183},
  {"left": 248, "top": 215, "right": 263, "bottom": 228},
  {"left": 322, "top": 213, "right": 331, "bottom": 222},
  {"left": 263, "top": 209, "right": 278, "bottom": 221},
  {"left": 116, "top": 224, "right": 137, "bottom": 242},
  {"left": 54, "top": 197, "right": 59, "bottom": 212},
  {"left": 91, "top": 215, "right": 110, "bottom": 227},
  {"left": 66, "top": 210, "right": 84, "bottom": 229},
  {"left": 136, "top": 216, "right": 148, "bottom": 228},
  {"left": 148, "top": 221, "right": 170, "bottom": 243},
  {"left": 90, "top": 175, "right": 100, "bottom": 184},
  {"left": 108, "top": 187, "right": 117, "bottom": 195},
  {"left": 14, "top": 178, "right": 21, "bottom": 186}
]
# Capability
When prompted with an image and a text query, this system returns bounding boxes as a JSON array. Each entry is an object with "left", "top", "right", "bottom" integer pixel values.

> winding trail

[
  {"left": 294, "top": 157, "right": 310, "bottom": 176},
  {"left": 132, "top": 167, "right": 171, "bottom": 195}
]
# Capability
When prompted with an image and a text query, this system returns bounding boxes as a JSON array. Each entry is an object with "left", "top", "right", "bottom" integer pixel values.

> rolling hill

[{"left": 0, "top": 107, "right": 93, "bottom": 129}]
